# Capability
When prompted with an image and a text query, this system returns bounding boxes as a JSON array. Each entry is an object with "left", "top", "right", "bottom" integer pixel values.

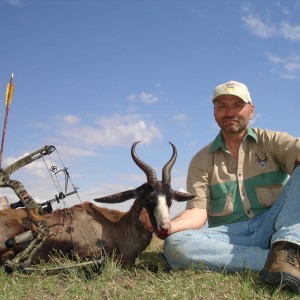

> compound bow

[{"left": 1, "top": 144, "right": 79, "bottom": 271}]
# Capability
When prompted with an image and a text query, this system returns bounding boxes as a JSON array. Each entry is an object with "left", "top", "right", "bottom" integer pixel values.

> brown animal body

[
  {"left": 0, "top": 202, "right": 153, "bottom": 267},
  {"left": 0, "top": 141, "right": 195, "bottom": 269}
]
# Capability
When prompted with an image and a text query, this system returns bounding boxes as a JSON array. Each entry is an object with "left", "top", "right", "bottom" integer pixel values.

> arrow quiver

[{"left": 0, "top": 145, "right": 55, "bottom": 271}]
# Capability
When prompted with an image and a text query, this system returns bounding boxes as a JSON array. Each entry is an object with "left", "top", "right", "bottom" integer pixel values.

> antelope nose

[{"left": 160, "top": 224, "right": 171, "bottom": 232}]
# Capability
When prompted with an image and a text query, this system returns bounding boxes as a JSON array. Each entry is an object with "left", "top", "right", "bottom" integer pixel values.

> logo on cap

[{"left": 224, "top": 81, "right": 240, "bottom": 89}]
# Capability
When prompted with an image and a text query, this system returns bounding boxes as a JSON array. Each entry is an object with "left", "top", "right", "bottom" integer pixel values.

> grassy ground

[{"left": 0, "top": 237, "right": 299, "bottom": 300}]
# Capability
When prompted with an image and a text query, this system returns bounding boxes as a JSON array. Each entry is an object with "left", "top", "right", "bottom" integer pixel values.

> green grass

[{"left": 0, "top": 238, "right": 299, "bottom": 300}]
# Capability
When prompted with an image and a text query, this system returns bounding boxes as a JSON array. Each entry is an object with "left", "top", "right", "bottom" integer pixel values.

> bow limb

[{"left": 3, "top": 145, "right": 55, "bottom": 176}]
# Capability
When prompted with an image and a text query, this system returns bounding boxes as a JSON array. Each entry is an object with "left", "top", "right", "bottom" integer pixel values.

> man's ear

[{"left": 249, "top": 104, "right": 255, "bottom": 119}]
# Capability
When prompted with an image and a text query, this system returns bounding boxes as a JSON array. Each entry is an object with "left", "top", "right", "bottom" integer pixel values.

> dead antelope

[{"left": 0, "top": 141, "right": 195, "bottom": 271}]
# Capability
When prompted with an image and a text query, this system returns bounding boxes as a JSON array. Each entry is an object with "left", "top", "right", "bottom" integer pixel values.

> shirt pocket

[
  {"left": 209, "top": 184, "right": 234, "bottom": 216},
  {"left": 255, "top": 184, "right": 284, "bottom": 207}
]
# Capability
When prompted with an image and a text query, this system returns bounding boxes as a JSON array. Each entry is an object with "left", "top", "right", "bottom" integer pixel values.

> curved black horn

[
  {"left": 131, "top": 141, "right": 157, "bottom": 184},
  {"left": 162, "top": 142, "right": 177, "bottom": 184}
]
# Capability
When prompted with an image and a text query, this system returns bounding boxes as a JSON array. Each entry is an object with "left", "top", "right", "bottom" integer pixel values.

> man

[{"left": 140, "top": 80, "right": 300, "bottom": 293}]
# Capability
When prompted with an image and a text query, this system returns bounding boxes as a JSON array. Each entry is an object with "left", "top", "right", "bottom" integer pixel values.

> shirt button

[{"left": 246, "top": 210, "right": 251, "bottom": 214}]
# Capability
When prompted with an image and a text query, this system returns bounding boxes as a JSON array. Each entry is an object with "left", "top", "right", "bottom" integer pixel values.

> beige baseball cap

[{"left": 212, "top": 80, "right": 252, "bottom": 104}]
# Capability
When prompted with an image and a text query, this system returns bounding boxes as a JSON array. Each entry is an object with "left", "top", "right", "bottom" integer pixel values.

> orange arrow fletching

[{"left": 5, "top": 73, "right": 14, "bottom": 107}]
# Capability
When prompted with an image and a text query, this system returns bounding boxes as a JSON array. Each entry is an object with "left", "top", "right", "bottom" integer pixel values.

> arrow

[{"left": 0, "top": 73, "right": 14, "bottom": 168}]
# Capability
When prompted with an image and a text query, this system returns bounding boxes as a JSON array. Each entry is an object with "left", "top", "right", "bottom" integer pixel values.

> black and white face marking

[{"left": 154, "top": 194, "right": 171, "bottom": 232}]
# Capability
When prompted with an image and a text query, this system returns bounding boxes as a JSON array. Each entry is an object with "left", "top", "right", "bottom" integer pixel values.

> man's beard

[{"left": 220, "top": 117, "right": 249, "bottom": 134}]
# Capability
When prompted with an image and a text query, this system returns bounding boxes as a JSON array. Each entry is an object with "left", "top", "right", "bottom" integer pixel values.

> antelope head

[{"left": 94, "top": 141, "right": 195, "bottom": 236}]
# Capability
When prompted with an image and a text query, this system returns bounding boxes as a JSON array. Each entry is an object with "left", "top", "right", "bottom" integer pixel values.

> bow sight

[{"left": 6, "top": 145, "right": 79, "bottom": 215}]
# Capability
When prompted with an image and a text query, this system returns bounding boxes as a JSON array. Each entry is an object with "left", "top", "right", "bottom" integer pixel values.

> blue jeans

[{"left": 164, "top": 165, "right": 300, "bottom": 272}]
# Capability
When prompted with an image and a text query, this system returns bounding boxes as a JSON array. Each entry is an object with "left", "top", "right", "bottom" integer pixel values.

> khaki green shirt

[{"left": 186, "top": 127, "right": 300, "bottom": 227}]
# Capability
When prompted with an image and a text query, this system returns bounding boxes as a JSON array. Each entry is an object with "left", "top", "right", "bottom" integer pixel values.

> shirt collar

[{"left": 211, "top": 127, "right": 258, "bottom": 153}]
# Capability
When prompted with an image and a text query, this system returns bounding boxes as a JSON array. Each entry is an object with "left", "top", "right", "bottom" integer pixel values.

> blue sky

[{"left": 0, "top": 0, "right": 299, "bottom": 215}]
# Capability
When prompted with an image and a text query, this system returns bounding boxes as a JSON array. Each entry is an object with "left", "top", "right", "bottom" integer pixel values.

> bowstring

[
  {"left": 42, "top": 153, "right": 62, "bottom": 194},
  {"left": 41, "top": 148, "right": 104, "bottom": 260}
]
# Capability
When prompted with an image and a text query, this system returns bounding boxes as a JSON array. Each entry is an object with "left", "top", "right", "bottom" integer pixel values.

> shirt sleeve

[
  {"left": 186, "top": 145, "right": 212, "bottom": 210},
  {"left": 261, "top": 130, "right": 300, "bottom": 174}
]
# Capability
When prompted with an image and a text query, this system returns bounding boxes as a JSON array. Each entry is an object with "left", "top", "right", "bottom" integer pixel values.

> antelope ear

[
  {"left": 94, "top": 189, "right": 136, "bottom": 203},
  {"left": 173, "top": 191, "right": 196, "bottom": 202}
]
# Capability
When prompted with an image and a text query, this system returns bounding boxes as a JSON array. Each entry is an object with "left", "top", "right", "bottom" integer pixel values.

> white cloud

[
  {"left": 1, "top": 0, "right": 22, "bottom": 6},
  {"left": 242, "top": 14, "right": 300, "bottom": 41},
  {"left": 267, "top": 52, "right": 300, "bottom": 79},
  {"left": 52, "top": 144, "right": 98, "bottom": 159},
  {"left": 267, "top": 53, "right": 284, "bottom": 64},
  {"left": 276, "top": 2, "right": 290, "bottom": 15},
  {"left": 172, "top": 114, "right": 188, "bottom": 122},
  {"left": 29, "top": 121, "right": 52, "bottom": 130},
  {"left": 241, "top": 7, "right": 300, "bottom": 79},
  {"left": 242, "top": 14, "right": 276, "bottom": 38},
  {"left": 279, "top": 22, "right": 300, "bottom": 41},
  {"left": 58, "top": 114, "right": 162, "bottom": 148},
  {"left": 58, "top": 115, "right": 80, "bottom": 125},
  {"left": 127, "top": 91, "right": 159, "bottom": 104},
  {"left": 188, "top": 140, "right": 198, "bottom": 147}
]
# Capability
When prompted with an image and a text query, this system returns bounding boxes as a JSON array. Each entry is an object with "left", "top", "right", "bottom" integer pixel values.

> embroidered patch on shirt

[{"left": 256, "top": 152, "right": 268, "bottom": 168}]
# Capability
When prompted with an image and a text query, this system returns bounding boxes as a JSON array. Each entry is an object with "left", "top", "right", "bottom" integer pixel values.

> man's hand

[{"left": 140, "top": 207, "right": 207, "bottom": 240}]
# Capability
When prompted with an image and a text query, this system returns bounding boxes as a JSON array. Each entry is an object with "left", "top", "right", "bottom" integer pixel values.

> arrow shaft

[{"left": 0, "top": 106, "right": 10, "bottom": 168}]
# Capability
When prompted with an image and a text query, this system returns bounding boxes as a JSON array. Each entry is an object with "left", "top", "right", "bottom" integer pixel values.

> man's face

[{"left": 214, "top": 95, "right": 254, "bottom": 134}]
